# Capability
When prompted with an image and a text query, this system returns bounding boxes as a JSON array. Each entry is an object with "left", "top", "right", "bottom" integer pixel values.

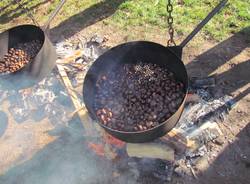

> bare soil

[{"left": 59, "top": 22, "right": 250, "bottom": 184}]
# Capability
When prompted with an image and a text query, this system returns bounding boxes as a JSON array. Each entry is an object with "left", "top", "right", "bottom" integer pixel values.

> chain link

[
  {"left": 15, "top": 0, "right": 40, "bottom": 26},
  {"left": 167, "top": 0, "right": 176, "bottom": 46}
]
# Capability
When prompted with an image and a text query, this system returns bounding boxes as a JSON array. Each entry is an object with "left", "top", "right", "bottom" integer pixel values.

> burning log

[
  {"left": 126, "top": 143, "right": 174, "bottom": 161},
  {"left": 87, "top": 142, "right": 105, "bottom": 157}
]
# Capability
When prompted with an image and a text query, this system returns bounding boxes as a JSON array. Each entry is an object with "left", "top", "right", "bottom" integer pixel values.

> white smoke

[{"left": 0, "top": 37, "right": 141, "bottom": 184}]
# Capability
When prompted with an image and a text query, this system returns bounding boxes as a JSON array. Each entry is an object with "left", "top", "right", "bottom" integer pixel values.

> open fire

[{"left": 0, "top": 35, "right": 234, "bottom": 183}]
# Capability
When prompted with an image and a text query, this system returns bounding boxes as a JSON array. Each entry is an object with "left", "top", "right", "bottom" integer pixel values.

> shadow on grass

[
  {"left": 0, "top": 0, "right": 16, "bottom": 13},
  {"left": 186, "top": 26, "right": 250, "bottom": 98},
  {"left": 50, "top": 0, "right": 127, "bottom": 42},
  {"left": 0, "top": 0, "right": 50, "bottom": 25}
]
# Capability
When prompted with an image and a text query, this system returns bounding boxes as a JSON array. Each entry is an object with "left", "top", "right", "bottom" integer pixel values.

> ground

[
  {"left": 0, "top": 0, "right": 249, "bottom": 184},
  {"left": 81, "top": 23, "right": 250, "bottom": 184},
  {"left": 1, "top": 0, "right": 249, "bottom": 41}
]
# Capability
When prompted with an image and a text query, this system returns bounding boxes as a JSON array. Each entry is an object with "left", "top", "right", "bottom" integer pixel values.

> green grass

[
  {"left": 0, "top": 0, "right": 249, "bottom": 41},
  {"left": 0, "top": 0, "right": 99, "bottom": 30},
  {"left": 111, "top": 0, "right": 250, "bottom": 41}
]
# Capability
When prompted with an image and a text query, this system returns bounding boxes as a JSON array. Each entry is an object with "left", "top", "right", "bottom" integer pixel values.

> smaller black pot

[
  {"left": 0, "top": 0, "right": 66, "bottom": 90},
  {"left": 0, "top": 25, "right": 56, "bottom": 90}
]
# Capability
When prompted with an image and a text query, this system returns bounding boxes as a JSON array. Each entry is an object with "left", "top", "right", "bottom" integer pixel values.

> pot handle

[
  {"left": 180, "top": 0, "right": 228, "bottom": 48},
  {"left": 42, "top": 0, "right": 67, "bottom": 31}
]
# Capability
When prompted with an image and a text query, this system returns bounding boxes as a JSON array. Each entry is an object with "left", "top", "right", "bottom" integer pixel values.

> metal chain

[
  {"left": 15, "top": 0, "right": 40, "bottom": 26},
  {"left": 167, "top": 0, "right": 176, "bottom": 46}
]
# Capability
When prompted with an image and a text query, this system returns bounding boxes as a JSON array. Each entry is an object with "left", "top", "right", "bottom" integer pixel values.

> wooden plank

[
  {"left": 56, "top": 58, "right": 115, "bottom": 158},
  {"left": 56, "top": 62, "right": 93, "bottom": 134},
  {"left": 57, "top": 50, "right": 84, "bottom": 64},
  {"left": 126, "top": 142, "right": 175, "bottom": 161},
  {"left": 161, "top": 128, "right": 200, "bottom": 154}
]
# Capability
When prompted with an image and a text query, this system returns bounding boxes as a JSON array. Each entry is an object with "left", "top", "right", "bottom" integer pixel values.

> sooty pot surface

[
  {"left": 83, "top": 41, "right": 188, "bottom": 142},
  {"left": 0, "top": 25, "right": 56, "bottom": 90}
]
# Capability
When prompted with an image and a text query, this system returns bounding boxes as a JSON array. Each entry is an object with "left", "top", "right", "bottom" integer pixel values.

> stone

[
  {"left": 194, "top": 156, "right": 209, "bottom": 172},
  {"left": 213, "top": 136, "right": 225, "bottom": 145},
  {"left": 237, "top": 109, "right": 242, "bottom": 113},
  {"left": 90, "top": 35, "right": 105, "bottom": 44},
  {"left": 174, "top": 160, "right": 190, "bottom": 177}
]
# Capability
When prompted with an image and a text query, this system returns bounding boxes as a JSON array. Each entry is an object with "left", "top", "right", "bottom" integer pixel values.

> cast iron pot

[
  {"left": 0, "top": 0, "right": 66, "bottom": 90},
  {"left": 83, "top": 0, "right": 227, "bottom": 143}
]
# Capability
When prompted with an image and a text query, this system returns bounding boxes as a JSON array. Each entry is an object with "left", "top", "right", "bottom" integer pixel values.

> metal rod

[
  {"left": 180, "top": 0, "right": 228, "bottom": 48},
  {"left": 43, "top": 0, "right": 66, "bottom": 31},
  {"left": 15, "top": 0, "right": 40, "bottom": 26}
]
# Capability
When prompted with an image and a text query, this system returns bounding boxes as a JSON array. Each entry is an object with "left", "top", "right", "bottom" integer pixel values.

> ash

[
  {"left": 56, "top": 35, "right": 109, "bottom": 88},
  {"left": 177, "top": 89, "right": 233, "bottom": 132},
  {"left": 0, "top": 72, "right": 73, "bottom": 124},
  {"left": 0, "top": 36, "right": 107, "bottom": 125}
]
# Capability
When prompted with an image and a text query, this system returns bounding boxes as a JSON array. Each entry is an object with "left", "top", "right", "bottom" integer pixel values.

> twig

[{"left": 186, "top": 161, "right": 198, "bottom": 179}]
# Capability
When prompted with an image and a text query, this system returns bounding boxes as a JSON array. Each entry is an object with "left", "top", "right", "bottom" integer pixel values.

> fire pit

[{"left": 0, "top": 34, "right": 235, "bottom": 184}]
